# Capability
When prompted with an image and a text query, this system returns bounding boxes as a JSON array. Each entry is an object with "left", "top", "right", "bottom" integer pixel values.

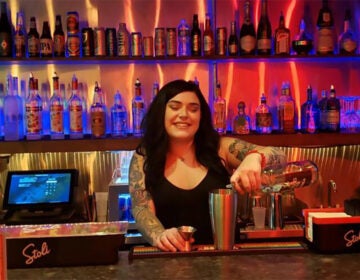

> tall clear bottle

[
  {"left": 27, "top": 16, "right": 40, "bottom": 57},
  {"left": 25, "top": 75, "right": 42, "bottom": 140},
  {"left": 14, "top": 11, "right": 26, "bottom": 58},
  {"left": 256, "top": 0, "right": 272, "bottom": 55},
  {"left": 213, "top": 81, "right": 226, "bottom": 134},
  {"left": 111, "top": 90, "right": 127, "bottom": 137},
  {"left": 0, "top": 1, "right": 12, "bottom": 57},
  {"left": 191, "top": 14, "right": 201, "bottom": 56},
  {"left": 41, "top": 82, "right": 50, "bottom": 137},
  {"left": 40, "top": 21, "right": 53, "bottom": 57},
  {"left": 178, "top": 19, "right": 190, "bottom": 56},
  {"left": 278, "top": 81, "right": 295, "bottom": 133},
  {"left": 256, "top": 93, "right": 272, "bottom": 134},
  {"left": 68, "top": 74, "right": 83, "bottom": 139},
  {"left": 301, "top": 85, "right": 320, "bottom": 134},
  {"left": 203, "top": 13, "right": 215, "bottom": 56},
  {"left": 4, "top": 76, "right": 24, "bottom": 140},
  {"left": 90, "top": 82, "right": 107, "bottom": 138},
  {"left": 50, "top": 72, "right": 64, "bottom": 139},
  {"left": 240, "top": 0, "right": 256, "bottom": 55},
  {"left": 228, "top": 21, "right": 239, "bottom": 56},
  {"left": 316, "top": 0, "right": 334, "bottom": 55},
  {"left": 117, "top": 23, "right": 130, "bottom": 57},
  {"left": 274, "top": 11, "right": 290, "bottom": 55},
  {"left": 132, "top": 78, "right": 145, "bottom": 136},
  {"left": 233, "top": 101, "right": 250, "bottom": 134},
  {"left": 0, "top": 83, "right": 4, "bottom": 138},
  {"left": 338, "top": 9, "right": 357, "bottom": 55},
  {"left": 326, "top": 85, "right": 340, "bottom": 132},
  {"left": 53, "top": 15, "right": 65, "bottom": 57}
]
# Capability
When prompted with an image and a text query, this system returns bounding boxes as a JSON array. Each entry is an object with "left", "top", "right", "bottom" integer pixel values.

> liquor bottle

[
  {"left": 274, "top": 11, "right": 290, "bottom": 55},
  {"left": 0, "top": 83, "right": 4, "bottom": 138},
  {"left": 14, "top": 12, "right": 26, "bottom": 58},
  {"left": 316, "top": 0, "right": 334, "bottom": 55},
  {"left": 151, "top": 81, "right": 159, "bottom": 102},
  {"left": 25, "top": 75, "right": 43, "bottom": 140},
  {"left": 203, "top": 13, "right": 215, "bottom": 56},
  {"left": 4, "top": 76, "right": 24, "bottom": 141},
  {"left": 191, "top": 14, "right": 201, "bottom": 56},
  {"left": 326, "top": 85, "right": 340, "bottom": 132},
  {"left": 255, "top": 93, "right": 272, "bottom": 134},
  {"left": 256, "top": 0, "right": 272, "bottom": 55},
  {"left": 301, "top": 85, "right": 320, "bottom": 134},
  {"left": 240, "top": 0, "right": 256, "bottom": 55},
  {"left": 78, "top": 82, "right": 89, "bottom": 135},
  {"left": 90, "top": 82, "right": 107, "bottom": 138},
  {"left": 178, "top": 19, "right": 190, "bottom": 57},
  {"left": 60, "top": 83, "right": 69, "bottom": 135},
  {"left": 0, "top": 1, "right": 12, "bottom": 57},
  {"left": 27, "top": 17, "right": 40, "bottom": 57},
  {"left": 117, "top": 23, "right": 130, "bottom": 57},
  {"left": 228, "top": 21, "right": 239, "bottom": 56},
  {"left": 50, "top": 72, "right": 64, "bottom": 139},
  {"left": 338, "top": 9, "right": 357, "bottom": 55},
  {"left": 40, "top": 21, "right": 53, "bottom": 57},
  {"left": 318, "top": 89, "right": 328, "bottom": 131},
  {"left": 132, "top": 78, "right": 145, "bottom": 136},
  {"left": 68, "top": 74, "right": 83, "bottom": 139},
  {"left": 278, "top": 81, "right": 295, "bottom": 133},
  {"left": 292, "top": 19, "right": 313, "bottom": 55},
  {"left": 41, "top": 82, "right": 50, "bottom": 136},
  {"left": 213, "top": 81, "right": 226, "bottom": 134},
  {"left": 111, "top": 90, "right": 127, "bottom": 137},
  {"left": 53, "top": 15, "right": 65, "bottom": 57},
  {"left": 233, "top": 101, "right": 250, "bottom": 134}
]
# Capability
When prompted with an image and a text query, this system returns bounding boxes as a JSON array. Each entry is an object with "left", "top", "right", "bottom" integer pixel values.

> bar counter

[{"left": 7, "top": 250, "right": 360, "bottom": 279}]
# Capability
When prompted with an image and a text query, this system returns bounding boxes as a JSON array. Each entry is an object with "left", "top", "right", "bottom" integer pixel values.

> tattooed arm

[
  {"left": 129, "top": 152, "right": 187, "bottom": 252},
  {"left": 219, "top": 137, "right": 287, "bottom": 193}
]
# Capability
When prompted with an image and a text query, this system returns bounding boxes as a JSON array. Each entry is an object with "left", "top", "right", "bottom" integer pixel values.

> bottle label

[
  {"left": 341, "top": 39, "right": 357, "bottom": 53},
  {"left": 204, "top": 35, "right": 213, "bottom": 53},
  {"left": 28, "top": 36, "right": 40, "bottom": 56},
  {"left": 112, "top": 111, "right": 127, "bottom": 135},
  {"left": 317, "top": 28, "right": 334, "bottom": 53},
  {"left": 257, "top": 38, "right": 271, "bottom": 51},
  {"left": 233, "top": 117, "right": 250, "bottom": 134},
  {"left": 0, "top": 33, "right": 11, "bottom": 56},
  {"left": 192, "top": 34, "right": 200, "bottom": 52},
  {"left": 14, "top": 34, "right": 26, "bottom": 57},
  {"left": 228, "top": 43, "right": 238, "bottom": 55},
  {"left": 67, "top": 36, "right": 80, "bottom": 56},
  {"left": 91, "top": 111, "right": 106, "bottom": 137},
  {"left": 327, "top": 110, "right": 340, "bottom": 127},
  {"left": 256, "top": 112, "right": 272, "bottom": 128},
  {"left": 240, "top": 36, "right": 256, "bottom": 53},
  {"left": 54, "top": 34, "right": 65, "bottom": 55},
  {"left": 213, "top": 103, "right": 226, "bottom": 132},
  {"left": 40, "top": 38, "right": 53, "bottom": 56},
  {"left": 50, "top": 104, "right": 64, "bottom": 133},
  {"left": 69, "top": 105, "right": 83, "bottom": 132},
  {"left": 276, "top": 33, "right": 290, "bottom": 54},
  {"left": 26, "top": 106, "right": 42, "bottom": 133}
]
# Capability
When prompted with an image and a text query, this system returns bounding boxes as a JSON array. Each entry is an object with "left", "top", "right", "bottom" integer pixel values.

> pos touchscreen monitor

[{"left": 3, "top": 169, "right": 78, "bottom": 212}]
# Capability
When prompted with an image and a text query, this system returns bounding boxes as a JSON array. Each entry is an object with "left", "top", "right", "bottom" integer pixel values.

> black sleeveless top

[{"left": 151, "top": 169, "right": 229, "bottom": 245}]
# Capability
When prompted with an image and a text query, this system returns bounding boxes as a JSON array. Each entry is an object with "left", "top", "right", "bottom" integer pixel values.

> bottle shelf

[
  {"left": 1, "top": 54, "right": 360, "bottom": 65},
  {"left": 0, "top": 132, "right": 359, "bottom": 154}
]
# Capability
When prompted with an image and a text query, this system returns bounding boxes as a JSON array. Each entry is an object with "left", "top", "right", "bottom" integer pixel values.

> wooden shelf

[{"left": 0, "top": 133, "right": 359, "bottom": 154}]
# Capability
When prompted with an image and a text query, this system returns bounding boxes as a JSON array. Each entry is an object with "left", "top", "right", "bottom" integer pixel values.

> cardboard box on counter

[
  {"left": 0, "top": 221, "right": 128, "bottom": 269},
  {"left": 303, "top": 208, "right": 360, "bottom": 254}
]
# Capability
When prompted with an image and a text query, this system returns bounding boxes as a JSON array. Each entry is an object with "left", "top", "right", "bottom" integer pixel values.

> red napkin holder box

[{"left": 303, "top": 208, "right": 360, "bottom": 254}]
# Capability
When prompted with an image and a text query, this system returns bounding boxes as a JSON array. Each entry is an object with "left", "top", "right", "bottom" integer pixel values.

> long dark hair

[{"left": 136, "top": 79, "right": 229, "bottom": 194}]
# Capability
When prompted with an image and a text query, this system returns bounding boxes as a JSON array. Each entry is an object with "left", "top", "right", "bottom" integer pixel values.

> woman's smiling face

[{"left": 165, "top": 91, "right": 201, "bottom": 142}]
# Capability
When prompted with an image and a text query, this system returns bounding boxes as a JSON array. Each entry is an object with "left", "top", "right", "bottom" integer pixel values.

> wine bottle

[
  {"left": 53, "top": 15, "right": 65, "bottom": 57},
  {"left": 240, "top": 0, "right": 256, "bottom": 55},
  {"left": 228, "top": 21, "right": 239, "bottom": 56},
  {"left": 50, "top": 72, "right": 64, "bottom": 139},
  {"left": 338, "top": 9, "right": 357, "bottom": 55},
  {"left": 111, "top": 90, "right": 127, "bottom": 137},
  {"left": 274, "top": 11, "right": 290, "bottom": 55},
  {"left": 233, "top": 101, "right": 250, "bottom": 134},
  {"left": 40, "top": 21, "right": 53, "bottom": 57},
  {"left": 316, "top": 0, "right": 334, "bottom": 55},
  {"left": 14, "top": 12, "right": 26, "bottom": 58},
  {"left": 256, "top": 0, "right": 272, "bottom": 55},
  {"left": 213, "top": 81, "right": 226, "bottom": 134},
  {"left": 301, "top": 85, "right": 320, "bottom": 134},
  {"left": 255, "top": 93, "right": 272, "bottom": 134},
  {"left": 0, "top": 1, "right": 12, "bottom": 57},
  {"left": 90, "top": 82, "right": 107, "bottom": 138},
  {"left": 326, "top": 85, "right": 340, "bottom": 132},
  {"left": 132, "top": 78, "right": 145, "bottom": 136},
  {"left": 203, "top": 13, "right": 214, "bottom": 56},
  {"left": 27, "top": 17, "right": 40, "bottom": 57},
  {"left": 191, "top": 14, "right": 201, "bottom": 56}
]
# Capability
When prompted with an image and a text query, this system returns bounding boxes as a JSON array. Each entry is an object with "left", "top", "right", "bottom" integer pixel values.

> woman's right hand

[{"left": 154, "top": 227, "right": 192, "bottom": 252}]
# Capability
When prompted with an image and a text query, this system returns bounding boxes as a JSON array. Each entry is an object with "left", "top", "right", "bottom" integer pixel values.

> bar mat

[{"left": 128, "top": 241, "right": 307, "bottom": 260}]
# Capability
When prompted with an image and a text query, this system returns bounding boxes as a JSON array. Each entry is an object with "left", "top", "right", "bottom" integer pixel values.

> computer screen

[{"left": 3, "top": 169, "right": 78, "bottom": 210}]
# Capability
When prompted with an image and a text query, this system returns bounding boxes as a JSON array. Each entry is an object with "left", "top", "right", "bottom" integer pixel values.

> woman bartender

[{"left": 129, "top": 79, "right": 286, "bottom": 252}]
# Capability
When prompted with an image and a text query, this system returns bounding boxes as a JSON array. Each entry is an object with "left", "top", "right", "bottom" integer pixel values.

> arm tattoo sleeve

[{"left": 128, "top": 154, "right": 165, "bottom": 245}]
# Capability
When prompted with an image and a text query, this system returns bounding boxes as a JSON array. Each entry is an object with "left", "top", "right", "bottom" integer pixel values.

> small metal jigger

[{"left": 178, "top": 226, "right": 196, "bottom": 252}]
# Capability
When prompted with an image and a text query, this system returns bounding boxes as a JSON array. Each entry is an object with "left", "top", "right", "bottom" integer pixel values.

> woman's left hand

[{"left": 230, "top": 153, "right": 262, "bottom": 194}]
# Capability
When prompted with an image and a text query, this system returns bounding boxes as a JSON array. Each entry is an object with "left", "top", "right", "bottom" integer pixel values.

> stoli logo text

[
  {"left": 344, "top": 229, "right": 360, "bottom": 247},
  {"left": 22, "top": 242, "right": 51, "bottom": 265}
]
